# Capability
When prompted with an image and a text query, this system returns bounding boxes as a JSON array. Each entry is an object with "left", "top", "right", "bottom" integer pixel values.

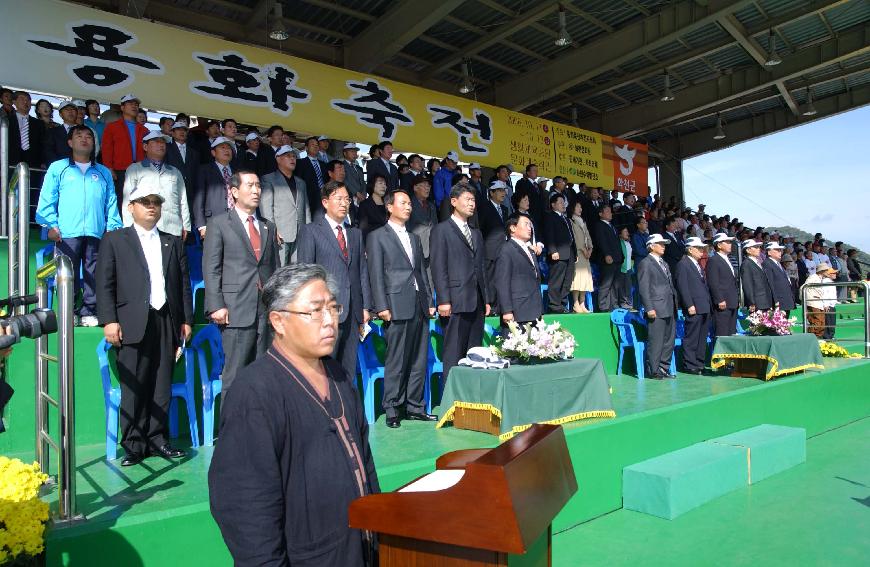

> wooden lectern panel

[{"left": 349, "top": 424, "right": 576, "bottom": 565}]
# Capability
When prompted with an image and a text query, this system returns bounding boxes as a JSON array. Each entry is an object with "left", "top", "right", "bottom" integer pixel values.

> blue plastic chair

[
  {"left": 426, "top": 319, "right": 444, "bottom": 413},
  {"left": 35, "top": 244, "right": 56, "bottom": 307},
  {"left": 611, "top": 308, "right": 647, "bottom": 379},
  {"left": 97, "top": 339, "right": 200, "bottom": 461},
  {"left": 189, "top": 324, "right": 224, "bottom": 447},
  {"left": 191, "top": 279, "right": 205, "bottom": 319},
  {"left": 358, "top": 324, "right": 385, "bottom": 424},
  {"left": 736, "top": 309, "right": 748, "bottom": 335}
]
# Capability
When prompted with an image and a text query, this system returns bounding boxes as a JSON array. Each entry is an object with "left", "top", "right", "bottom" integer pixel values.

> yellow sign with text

[{"left": 3, "top": 0, "right": 646, "bottom": 195}]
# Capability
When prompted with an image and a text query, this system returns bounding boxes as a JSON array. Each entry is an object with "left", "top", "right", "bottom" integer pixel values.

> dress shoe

[
  {"left": 386, "top": 416, "right": 401, "bottom": 428},
  {"left": 665, "top": 373, "right": 677, "bottom": 379},
  {"left": 646, "top": 373, "right": 665, "bottom": 380},
  {"left": 405, "top": 411, "right": 438, "bottom": 422},
  {"left": 686, "top": 368, "right": 704, "bottom": 375},
  {"left": 151, "top": 444, "right": 185, "bottom": 459},
  {"left": 121, "top": 453, "right": 144, "bottom": 467}
]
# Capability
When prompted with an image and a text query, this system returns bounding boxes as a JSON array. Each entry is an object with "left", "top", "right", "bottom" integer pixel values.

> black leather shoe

[
  {"left": 405, "top": 411, "right": 438, "bottom": 422},
  {"left": 386, "top": 416, "right": 401, "bottom": 428},
  {"left": 121, "top": 453, "right": 144, "bottom": 467},
  {"left": 151, "top": 444, "right": 185, "bottom": 459},
  {"left": 646, "top": 373, "right": 665, "bottom": 380},
  {"left": 686, "top": 368, "right": 704, "bottom": 375}
]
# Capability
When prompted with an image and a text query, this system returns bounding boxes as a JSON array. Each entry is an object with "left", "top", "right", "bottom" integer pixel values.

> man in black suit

[
  {"left": 662, "top": 216, "right": 684, "bottom": 271},
  {"left": 366, "top": 140, "right": 400, "bottom": 191},
  {"left": 193, "top": 137, "right": 236, "bottom": 240},
  {"left": 295, "top": 136, "right": 329, "bottom": 216},
  {"left": 400, "top": 153, "right": 425, "bottom": 193},
  {"left": 430, "top": 185, "right": 491, "bottom": 379},
  {"left": 495, "top": 214, "right": 542, "bottom": 336},
  {"left": 43, "top": 99, "right": 80, "bottom": 164},
  {"left": 706, "top": 233, "right": 740, "bottom": 338},
  {"left": 220, "top": 118, "right": 245, "bottom": 170},
  {"left": 407, "top": 174, "right": 437, "bottom": 283},
  {"left": 592, "top": 205, "right": 624, "bottom": 312},
  {"left": 542, "top": 192, "right": 577, "bottom": 313},
  {"left": 367, "top": 190, "right": 436, "bottom": 428},
  {"left": 96, "top": 189, "right": 193, "bottom": 466},
  {"left": 203, "top": 171, "right": 280, "bottom": 395},
  {"left": 674, "top": 237, "right": 712, "bottom": 375},
  {"left": 7, "top": 91, "right": 45, "bottom": 170},
  {"left": 514, "top": 163, "right": 544, "bottom": 225},
  {"left": 297, "top": 181, "right": 372, "bottom": 381},
  {"left": 165, "top": 120, "right": 200, "bottom": 212},
  {"left": 478, "top": 181, "right": 509, "bottom": 312},
  {"left": 740, "top": 239, "right": 774, "bottom": 312},
  {"left": 255, "top": 125, "right": 283, "bottom": 177},
  {"left": 763, "top": 242, "right": 796, "bottom": 316},
  {"left": 637, "top": 234, "right": 678, "bottom": 379}
]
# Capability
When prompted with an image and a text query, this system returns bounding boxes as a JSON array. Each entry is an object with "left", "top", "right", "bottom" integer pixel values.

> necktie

[
  {"left": 247, "top": 216, "right": 261, "bottom": 261},
  {"left": 523, "top": 243, "right": 536, "bottom": 270},
  {"left": 223, "top": 166, "right": 233, "bottom": 209},
  {"left": 461, "top": 223, "right": 474, "bottom": 251},
  {"left": 145, "top": 232, "right": 166, "bottom": 310},
  {"left": 20, "top": 115, "right": 29, "bottom": 150},
  {"left": 179, "top": 143, "right": 186, "bottom": 162},
  {"left": 312, "top": 159, "right": 324, "bottom": 188},
  {"left": 336, "top": 224, "right": 348, "bottom": 260},
  {"left": 658, "top": 258, "right": 671, "bottom": 283},
  {"left": 153, "top": 161, "right": 163, "bottom": 174},
  {"left": 695, "top": 261, "right": 705, "bottom": 281}
]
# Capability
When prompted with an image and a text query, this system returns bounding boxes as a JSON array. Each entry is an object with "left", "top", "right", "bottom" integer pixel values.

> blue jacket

[
  {"left": 36, "top": 158, "right": 122, "bottom": 239},
  {"left": 433, "top": 166, "right": 456, "bottom": 207}
]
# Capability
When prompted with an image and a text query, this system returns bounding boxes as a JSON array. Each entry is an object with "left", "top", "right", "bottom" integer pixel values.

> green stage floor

[{"left": 554, "top": 415, "right": 870, "bottom": 567}]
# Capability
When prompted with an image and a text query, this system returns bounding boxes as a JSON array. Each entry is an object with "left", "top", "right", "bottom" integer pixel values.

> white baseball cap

[
  {"left": 765, "top": 242, "right": 784, "bottom": 251},
  {"left": 142, "top": 131, "right": 170, "bottom": 143},
  {"left": 210, "top": 136, "right": 235, "bottom": 148},
  {"left": 343, "top": 142, "right": 359, "bottom": 151},
  {"left": 245, "top": 132, "right": 260, "bottom": 142},
  {"left": 711, "top": 233, "right": 736, "bottom": 245},
  {"left": 317, "top": 135, "right": 329, "bottom": 141},
  {"left": 646, "top": 234, "right": 671, "bottom": 247},
  {"left": 275, "top": 145, "right": 296, "bottom": 157},
  {"left": 171, "top": 121, "right": 188, "bottom": 130},
  {"left": 684, "top": 237, "right": 707, "bottom": 248},
  {"left": 489, "top": 180, "right": 508, "bottom": 191},
  {"left": 445, "top": 151, "right": 459, "bottom": 162},
  {"left": 120, "top": 93, "right": 140, "bottom": 104},
  {"left": 58, "top": 99, "right": 77, "bottom": 111},
  {"left": 468, "top": 162, "right": 481, "bottom": 170},
  {"left": 742, "top": 239, "right": 763, "bottom": 249}
]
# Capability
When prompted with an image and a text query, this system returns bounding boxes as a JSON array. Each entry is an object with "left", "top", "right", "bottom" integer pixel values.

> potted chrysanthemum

[{"left": 0, "top": 457, "right": 49, "bottom": 566}]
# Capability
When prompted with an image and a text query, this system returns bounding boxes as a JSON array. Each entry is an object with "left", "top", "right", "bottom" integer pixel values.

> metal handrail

[
  {"left": 7, "top": 163, "right": 29, "bottom": 314},
  {"left": 35, "top": 254, "right": 81, "bottom": 524},
  {"left": 1, "top": 115, "right": 8, "bottom": 236},
  {"left": 800, "top": 280, "right": 870, "bottom": 358}
]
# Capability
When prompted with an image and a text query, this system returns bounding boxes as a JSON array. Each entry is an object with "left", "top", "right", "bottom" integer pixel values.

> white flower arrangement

[{"left": 494, "top": 320, "right": 576, "bottom": 363}]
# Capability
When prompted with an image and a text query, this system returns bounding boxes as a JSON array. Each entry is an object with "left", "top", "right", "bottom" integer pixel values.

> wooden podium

[{"left": 349, "top": 424, "right": 577, "bottom": 566}]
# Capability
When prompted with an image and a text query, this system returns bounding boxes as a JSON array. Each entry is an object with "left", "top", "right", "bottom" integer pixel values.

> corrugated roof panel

[
  {"left": 846, "top": 72, "right": 870, "bottom": 88},
  {"left": 582, "top": 0, "right": 638, "bottom": 28},
  {"left": 585, "top": 92, "right": 624, "bottom": 111},
  {"left": 681, "top": 22, "right": 730, "bottom": 48},
  {"left": 613, "top": 82, "right": 654, "bottom": 102},
  {"left": 672, "top": 59, "right": 716, "bottom": 83},
  {"left": 507, "top": 26, "right": 565, "bottom": 59},
  {"left": 841, "top": 51, "right": 870, "bottom": 69},
  {"left": 779, "top": 16, "right": 830, "bottom": 46},
  {"left": 811, "top": 79, "right": 846, "bottom": 97},
  {"left": 745, "top": 96, "right": 784, "bottom": 115},
  {"left": 620, "top": 55, "right": 653, "bottom": 73},
  {"left": 733, "top": 3, "right": 766, "bottom": 29},
  {"left": 403, "top": 38, "right": 451, "bottom": 62},
  {"left": 756, "top": 0, "right": 807, "bottom": 19},
  {"left": 649, "top": 41, "right": 688, "bottom": 61},
  {"left": 478, "top": 44, "right": 537, "bottom": 71},
  {"left": 705, "top": 45, "right": 755, "bottom": 70},
  {"left": 825, "top": 0, "right": 870, "bottom": 31}
]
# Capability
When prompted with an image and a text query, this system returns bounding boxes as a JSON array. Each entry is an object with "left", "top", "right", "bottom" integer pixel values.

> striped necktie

[{"left": 19, "top": 114, "right": 29, "bottom": 150}]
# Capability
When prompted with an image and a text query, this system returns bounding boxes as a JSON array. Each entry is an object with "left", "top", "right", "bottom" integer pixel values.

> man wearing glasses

[
  {"left": 96, "top": 189, "right": 193, "bottom": 466},
  {"left": 203, "top": 170, "right": 280, "bottom": 397},
  {"left": 297, "top": 181, "right": 372, "bottom": 383}
]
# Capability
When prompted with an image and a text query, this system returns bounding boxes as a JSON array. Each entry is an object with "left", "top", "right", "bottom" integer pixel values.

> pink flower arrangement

[{"left": 746, "top": 307, "right": 796, "bottom": 336}]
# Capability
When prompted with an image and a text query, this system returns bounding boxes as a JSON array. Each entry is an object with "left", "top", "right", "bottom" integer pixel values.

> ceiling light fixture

[
  {"left": 765, "top": 28, "right": 781, "bottom": 66},
  {"left": 269, "top": 3, "right": 289, "bottom": 42},
  {"left": 802, "top": 88, "right": 818, "bottom": 116},
  {"left": 555, "top": 5, "right": 572, "bottom": 47},
  {"left": 459, "top": 61, "right": 474, "bottom": 95},
  {"left": 660, "top": 70, "right": 675, "bottom": 102},
  {"left": 713, "top": 113, "right": 726, "bottom": 140}
]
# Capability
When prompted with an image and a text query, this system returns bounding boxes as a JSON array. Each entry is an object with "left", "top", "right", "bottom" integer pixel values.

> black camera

[{"left": 0, "top": 294, "right": 58, "bottom": 349}]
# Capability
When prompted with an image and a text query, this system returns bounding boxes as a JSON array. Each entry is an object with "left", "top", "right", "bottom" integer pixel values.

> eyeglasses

[
  {"left": 134, "top": 198, "right": 163, "bottom": 207},
  {"left": 277, "top": 304, "right": 343, "bottom": 321}
]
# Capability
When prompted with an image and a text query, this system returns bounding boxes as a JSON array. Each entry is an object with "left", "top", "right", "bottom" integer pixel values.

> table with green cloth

[
  {"left": 710, "top": 333, "right": 825, "bottom": 381},
  {"left": 436, "top": 358, "right": 615, "bottom": 441}
]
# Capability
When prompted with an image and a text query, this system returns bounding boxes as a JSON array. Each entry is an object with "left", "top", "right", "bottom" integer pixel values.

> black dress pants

[
  {"left": 440, "top": 295, "right": 485, "bottom": 382},
  {"left": 116, "top": 306, "right": 174, "bottom": 456},
  {"left": 382, "top": 299, "right": 429, "bottom": 418}
]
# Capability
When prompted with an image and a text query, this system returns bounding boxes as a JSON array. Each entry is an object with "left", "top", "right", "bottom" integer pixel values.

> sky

[{"left": 651, "top": 105, "right": 870, "bottom": 252}]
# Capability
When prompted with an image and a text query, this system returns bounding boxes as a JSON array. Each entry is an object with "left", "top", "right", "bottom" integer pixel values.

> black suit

[
  {"left": 43, "top": 124, "right": 73, "bottom": 164},
  {"left": 295, "top": 155, "right": 328, "bottom": 216},
  {"left": 706, "top": 252, "right": 739, "bottom": 337},
  {"left": 367, "top": 224, "right": 433, "bottom": 419},
  {"left": 366, "top": 158, "right": 399, "bottom": 191},
  {"left": 297, "top": 217, "right": 372, "bottom": 381},
  {"left": 478, "top": 199, "right": 508, "bottom": 310},
  {"left": 741, "top": 258, "right": 774, "bottom": 311},
  {"left": 494, "top": 239, "right": 542, "bottom": 335},
  {"left": 429, "top": 218, "right": 490, "bottom": 379},
  {"left": 256, "top": 144, "right": 278, "bottom": 177},
  {"left": 96, "top": 227, "right": 193, "bottom": 457},
  {"left": 542, "top": 211, "right": 576, "bottom": 313},
  {"left": 663, "top": 232, "right": 683, "bottom": 272},
  {"left": 675, "top": 256, "right": 711, "bottom": 372},
  {"left": 592, "top": 220, "right": 624, "bottom": 312},
  {"left": 165, "top": 141, "right": 200, "bottom": 211},
  {"left": 763, "top": 258, "right": 796, "bottom": 313},
  {"left": 514, "top": 177, "right": 544, "bottom": 225},
  {"left": 193, "top": 161, "right": 234, "bottom": 232},
  {"left": 7, "top": 112, "right": 45, "bottom": 169}
]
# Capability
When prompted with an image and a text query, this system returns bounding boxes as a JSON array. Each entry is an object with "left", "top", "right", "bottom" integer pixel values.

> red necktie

[
  {"left": 336, "top": 225, "right": 348, "bottom": 260},
  {"left": 247, "top": 216, "right": 261, "bottom": 261}
]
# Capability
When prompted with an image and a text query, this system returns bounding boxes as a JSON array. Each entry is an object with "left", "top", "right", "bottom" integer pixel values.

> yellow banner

[{"left": 4, "top": 0, "right": 647, "bottom": 195}]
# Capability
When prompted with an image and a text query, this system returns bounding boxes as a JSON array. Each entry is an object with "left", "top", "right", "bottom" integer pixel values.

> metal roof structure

[{"left": 77, "top": 0, "right": 869, "bottom": 161}]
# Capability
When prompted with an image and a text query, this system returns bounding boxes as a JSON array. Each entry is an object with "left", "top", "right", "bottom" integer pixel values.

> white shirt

[
  {"left": 133, "top": 223, "right": 166, "bottom": 310},
  {"left": 74, "top": 161, "right": 90, "bottom": 175},
  {"left": 450, "top": 214, "right": 470, "bottom": 234},
  {"left": 511, "top": 237, "right": 537, "bottom": 267},
  {"left": 388, "top": 220, "right": 418, "bottom": 290},
  {"left": 381, "top": 157, "right": 392, "bottom": 170},
  {"left": 235, "top": 208, "right": 260, "bottom": 235}
]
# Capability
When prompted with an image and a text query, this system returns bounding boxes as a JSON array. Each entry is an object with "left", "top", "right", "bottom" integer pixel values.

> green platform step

[{"left": 623, "top": 424, "right": 806, "bottom": 520}]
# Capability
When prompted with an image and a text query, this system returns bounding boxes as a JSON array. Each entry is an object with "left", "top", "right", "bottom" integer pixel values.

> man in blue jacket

[
  {"left": 432, "top": 151, "right": 459, "bottom": 207},
  {"left": 36, "top": 125, "right": 122, "bottom": 326}
]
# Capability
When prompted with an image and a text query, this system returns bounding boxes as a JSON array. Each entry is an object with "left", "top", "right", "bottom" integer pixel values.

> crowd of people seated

[{"left": 3, "top": 86, "right": 867, "bottom": 458}]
